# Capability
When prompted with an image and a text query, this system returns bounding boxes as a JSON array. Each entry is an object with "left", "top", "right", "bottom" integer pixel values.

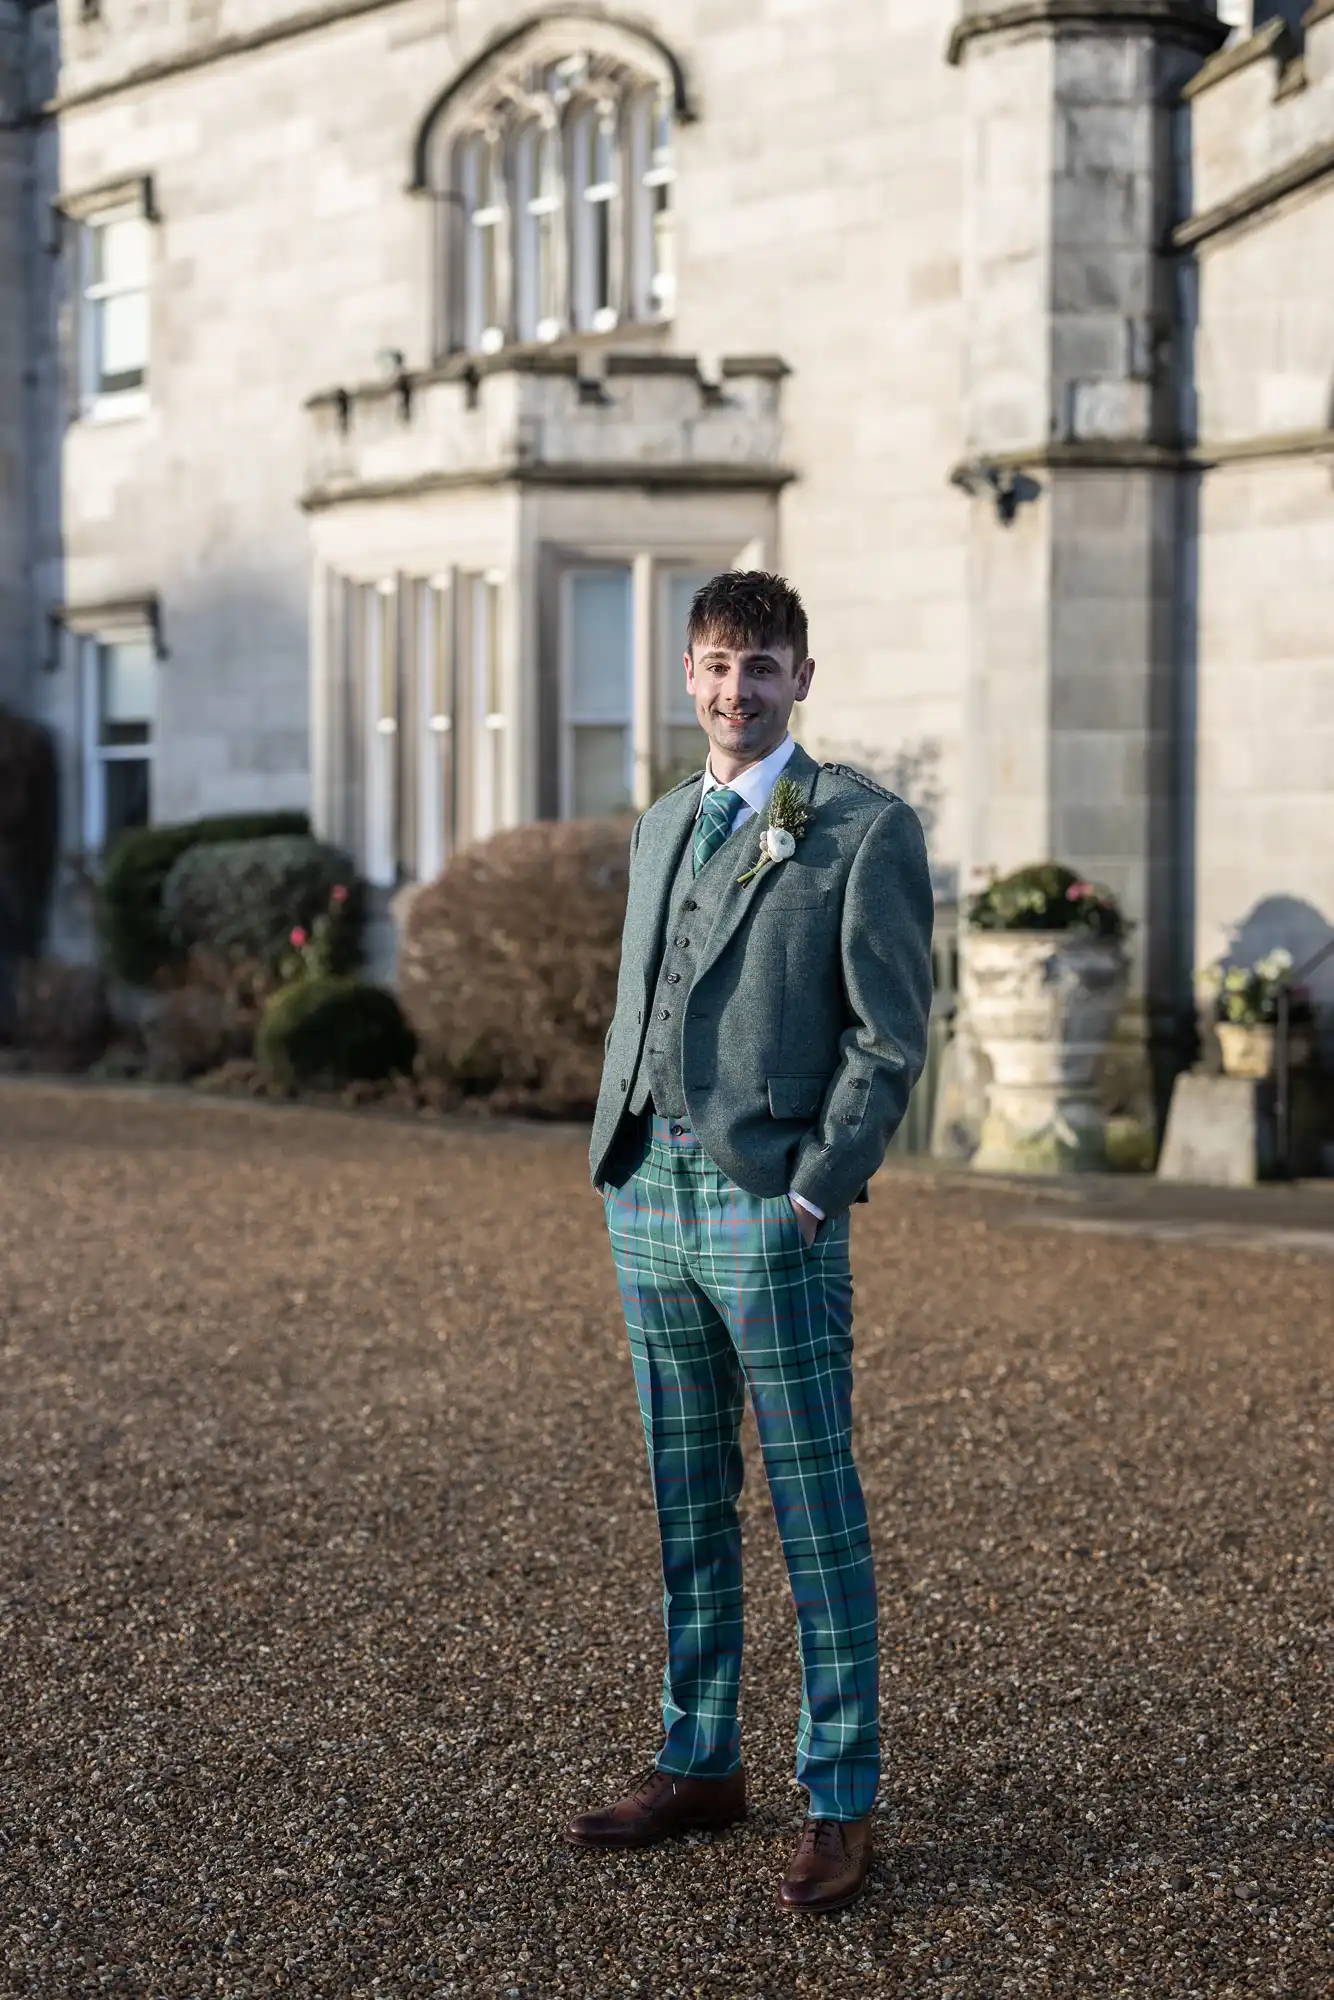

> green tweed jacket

[{"left": 590, "top": 743, "right": 935, "bottom": 1216}]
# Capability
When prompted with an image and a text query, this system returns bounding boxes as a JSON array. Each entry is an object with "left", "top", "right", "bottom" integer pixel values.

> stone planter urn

[
  {"left": 1216, "top": 1020, "right": 1313, "bottom": 1080},
  {"left": 963, "top": 931, "right": 1131, "bottom": 1174}
]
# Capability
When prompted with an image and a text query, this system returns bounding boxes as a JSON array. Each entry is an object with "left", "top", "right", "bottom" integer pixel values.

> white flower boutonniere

[{"left": 738, "top": 775, "right": 813, "bottom": 886}]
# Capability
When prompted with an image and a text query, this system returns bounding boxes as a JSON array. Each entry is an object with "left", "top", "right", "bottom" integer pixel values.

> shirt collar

[{"left": 698, "top": 733, "right": 797, "bottom": 819}]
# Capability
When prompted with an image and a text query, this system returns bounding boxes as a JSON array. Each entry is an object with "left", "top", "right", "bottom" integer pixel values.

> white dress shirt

[
  {"left": 698, "top": 732, "right": 797, "bottom": 834},
  {"left": 698, "top": 734, "right": 824, "bottom": 1224}
]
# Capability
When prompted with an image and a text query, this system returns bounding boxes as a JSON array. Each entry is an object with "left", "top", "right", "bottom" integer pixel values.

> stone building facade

[{"left": 1, "top": 0, "right": 1332, "bottom": 1097}]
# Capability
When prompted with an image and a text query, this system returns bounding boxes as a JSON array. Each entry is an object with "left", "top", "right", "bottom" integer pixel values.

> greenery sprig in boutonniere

[{"left": 737, "top": 775, "right": 813, "bottom": 886}]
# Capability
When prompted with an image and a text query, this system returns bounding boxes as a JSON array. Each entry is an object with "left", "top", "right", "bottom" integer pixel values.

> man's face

[{"left": 685, "top": 635, "right": 815, "bottom": 769}]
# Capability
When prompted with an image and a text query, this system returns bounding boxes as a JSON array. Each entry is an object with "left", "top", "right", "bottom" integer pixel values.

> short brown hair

[{"left": 686, "top": 570, "right": 810, "bottom": 668}]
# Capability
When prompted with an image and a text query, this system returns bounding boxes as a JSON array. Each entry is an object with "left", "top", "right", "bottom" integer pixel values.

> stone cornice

[
  {"left": 950, "top": 441, "right": 1188, "bottom": 480},
  {"left": 301, "top": 462, "right": 797, "bottom": 511},
  {"left": 947, "top": 0, "right": 1228, "bottom": 64},
  {"left": 45, "top": 0, "right": 412, "bottom": 115},
  {"left": 1202, "top": 426, "right": 1334, "bottom": 467},
  {"left": 1173, "top": 134, "right": 1334, "bottom": 247},
  {"left": 1180, "top": 17, "right": 1290, "bottom": 100},
  {"left": 949, "top": 428, "right": 1334, "bottom": 483}
]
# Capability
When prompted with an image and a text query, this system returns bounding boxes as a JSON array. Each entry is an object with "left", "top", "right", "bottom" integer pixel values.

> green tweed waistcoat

[
  {"left": 628, "top": 806, "right": 741, "bottom": 1118},
  {"left": 591, "top": 743, "right": 936, "bottom": 1217}
]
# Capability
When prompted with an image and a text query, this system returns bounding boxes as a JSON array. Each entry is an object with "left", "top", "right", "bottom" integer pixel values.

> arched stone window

[{"left": 413, "top": 13, "right": 688, "bottom": 360}]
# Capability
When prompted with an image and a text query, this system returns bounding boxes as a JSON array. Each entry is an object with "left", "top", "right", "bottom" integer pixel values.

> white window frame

[
  {"left": 466, "top": 571, "right": 507, "bottom": 843},
  {"left": 558, "top": 564, "right": 636, "bottom": 819},
  {"left": 362, "top": 579, "right": 400, "bottom": 890},
  {"left": 630, "top": 87, "right": 676, "bottom": 321},
  {"left": 417, "top": 574, "right": 456, "bottom": 883},
  {"left": 79, "top": 203, "right": 152, "bottom": 420},
  {"left": 80, "top": 630, "right": 157, "bottom": 853},
  {"left": 514, "top": 119, "right": 565, "bottom": 344},
  {"left": 570, "top": 100, "right": 622, "bottom": 335},
  {"left": 457, "top": 132, "right": 508, "bottom": 355}
]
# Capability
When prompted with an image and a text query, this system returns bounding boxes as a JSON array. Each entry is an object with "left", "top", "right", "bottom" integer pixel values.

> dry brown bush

[
  {"left": 11, "top": 959, "right": 111, "bottom": 1071},
  {"left": 144, "top": 949, "right": 277, "bottom": 1083},
  {"left": 399, "top": 817, "right": 633, "bottom": 1118}
]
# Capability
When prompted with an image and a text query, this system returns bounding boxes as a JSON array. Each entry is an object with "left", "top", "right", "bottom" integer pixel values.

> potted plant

[
  {"left": 962, "top": 863, "right": 1131, "bottom": 1173},
  {"left": 1198, "top": 950, "right": 1313, "bottom": 1079}
]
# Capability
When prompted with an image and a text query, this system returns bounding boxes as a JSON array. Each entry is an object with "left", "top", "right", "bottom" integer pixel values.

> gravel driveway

[{"left": 1, "top": 1082, "right": 1330, "bottom": 1997}]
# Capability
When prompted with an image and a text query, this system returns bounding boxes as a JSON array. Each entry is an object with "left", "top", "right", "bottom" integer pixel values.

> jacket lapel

[
  {"left": 630, "top": 779, "right": 700, "bottom": 997},
  {"left": 694, "top": 743, "right": 822, "bottom": 985}
]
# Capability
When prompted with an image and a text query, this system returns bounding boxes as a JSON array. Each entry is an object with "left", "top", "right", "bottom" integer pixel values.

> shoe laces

[
  {"left": 800, "top": 1816, "right": 846, "bottom": 1857},
  {"left": 630, "top": 1767, "right": 673, "bottom": 1806}
]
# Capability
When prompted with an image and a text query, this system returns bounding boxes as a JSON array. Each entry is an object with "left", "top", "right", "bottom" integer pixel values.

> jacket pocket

[{"left": 767, "top": 1074, "right": 826, "bottom": 1121}]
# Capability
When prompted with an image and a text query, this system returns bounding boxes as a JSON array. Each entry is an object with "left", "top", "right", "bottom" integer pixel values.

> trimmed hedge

[
  {"left": 100, "top": 811, "right": 309, "bottom": 985},
  {"left": 398, "top": 817, "right": 632, "bottom": 1117},
  {"left": 256, "top": 977, "right": 417, "bottom": 1091},
  {"left": 162, "top": 835, "right": 362, "bottom": 973}
]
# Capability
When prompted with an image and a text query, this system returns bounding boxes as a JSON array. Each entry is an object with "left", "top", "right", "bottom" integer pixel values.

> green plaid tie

[{"left": 693, "top": 787, "right": 744, "bottom": 876}]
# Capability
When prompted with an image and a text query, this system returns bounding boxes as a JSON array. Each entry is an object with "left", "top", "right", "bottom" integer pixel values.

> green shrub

[
  {"left": 1105, "top": 1116, "right": 1158, "bottom": 1174},
  {"left": 100, "top": 811, "right": 309, "bottom": 985},
  {"left": 162, "top": 835, "right": 362, "bottom": 974},
  {"left": 967, "top": 862, "right": 1126, "bottom": 940},
  {"left": 256, "top": 976, "right": 417, "bottom": 1090}
]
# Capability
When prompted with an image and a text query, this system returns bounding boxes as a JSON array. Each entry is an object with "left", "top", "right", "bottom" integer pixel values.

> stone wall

[
  {"left": 1184, "top": 6, "right": 1334, "bottom": 1007},
  {"left": 34, "top": 0, "right": 972, "bottom": 881}
]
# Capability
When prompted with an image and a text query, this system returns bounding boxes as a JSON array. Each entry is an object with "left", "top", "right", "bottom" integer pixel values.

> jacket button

[
  {"left": 675, "top": 936, "right": 691, "bottom": 950},
  {"left": 682, "top": 899, "right": 698, "bottom": 912},
  {"left": 659, "top": 1007, "right": 671, "bottom": 1022}
]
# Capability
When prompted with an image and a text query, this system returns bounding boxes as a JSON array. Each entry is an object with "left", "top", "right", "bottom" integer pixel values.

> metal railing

[{"left": 1275, "top": 937, "right": 1334, "bottom": 1180}]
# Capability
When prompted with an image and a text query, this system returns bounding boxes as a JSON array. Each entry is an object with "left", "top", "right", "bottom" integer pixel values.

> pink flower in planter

[
  {"left": 1067, "top": 882, "right": 1095, "bottom": 901},
  {"left": 290, "top": 926, "right": 308, "bottom": 947},
  {"left": 330, "top": 884, "right": 349, "bottom": 905}
]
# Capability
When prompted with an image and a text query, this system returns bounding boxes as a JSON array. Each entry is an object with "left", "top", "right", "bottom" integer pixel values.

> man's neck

[{"left": 707, "top": 734, "right": 790, "bottom": 787}]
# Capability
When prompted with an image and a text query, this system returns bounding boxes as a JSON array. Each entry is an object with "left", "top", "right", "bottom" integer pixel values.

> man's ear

[
  {"left": 684, "top": 650, "right": 697, "bottom": 694},
  {"left": 794, "top": 656, "right": 816, "bottom": 702}
]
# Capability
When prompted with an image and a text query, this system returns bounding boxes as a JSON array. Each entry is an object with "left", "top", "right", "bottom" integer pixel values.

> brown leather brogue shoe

[
  {"left": 565, "top": 1766, "right": 746, "bottom": 1849},
  {"left": 778, "top": 1813, "right": 873, "bottom": 1913}
]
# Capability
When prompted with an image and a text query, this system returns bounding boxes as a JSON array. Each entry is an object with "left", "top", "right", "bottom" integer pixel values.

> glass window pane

[
  {"left": 569, "top": 570, "right": 632, "bottom": 720},
  {"left": 572, "top": 725, "right": 631, "bottom": 817},
  {"left": 92, "top": 215, "right": 149, "bottom": 289},
  {"left": 104, "top": 758, "right": 151, "bottom": 844},
  {"left": 99, "top": 641, "right": 155, "bottom": 745},
  {"left": 98, "top": 291, "right": 149, "bottom": 387}
]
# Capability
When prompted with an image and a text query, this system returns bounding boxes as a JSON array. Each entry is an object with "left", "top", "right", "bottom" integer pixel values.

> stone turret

[{"left": 950, "top": 0, "right": 1228, "bottom": 1112}]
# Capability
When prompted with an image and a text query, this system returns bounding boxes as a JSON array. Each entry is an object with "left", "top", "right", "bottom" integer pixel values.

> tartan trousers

[{"left": 602, "top": 1114, "right": 879, "bottom": 1822}]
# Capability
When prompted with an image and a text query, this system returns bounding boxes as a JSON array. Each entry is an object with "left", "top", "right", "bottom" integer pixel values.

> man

[{"left": 570, "top": 571, "right": 934, "bottom": 1913}]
